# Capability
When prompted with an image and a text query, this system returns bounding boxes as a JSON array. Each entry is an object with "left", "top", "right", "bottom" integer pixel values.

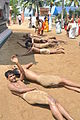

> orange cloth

[
  {"left": 41, "top": 22, "right": 44, "bottom": 31},
  {"left": 43, "top": 19, "right": 49, "bottom": 32},
  {"left": 78, "top": 18, "right": 80, "bottom": 25}
]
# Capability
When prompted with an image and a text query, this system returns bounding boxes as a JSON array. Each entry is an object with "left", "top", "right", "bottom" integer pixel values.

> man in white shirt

[{"left": 18, "top": 14, "right": 22, "bottom": 25}]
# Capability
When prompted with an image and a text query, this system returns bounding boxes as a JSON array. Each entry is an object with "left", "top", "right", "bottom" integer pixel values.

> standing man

[
  {"left": 28, "top": 14, "right": 32, "bottom": 28},
  {"left": 18, "top": 14, "right": 22, "bottom": 25}
]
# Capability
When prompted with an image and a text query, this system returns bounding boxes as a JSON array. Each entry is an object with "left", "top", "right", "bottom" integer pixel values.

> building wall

[
  {"left": 0, "top": 0, "right": 9, "bottom": 20},
  {"left": 0, "top": 0, "right": 10, "bottom": 33}
]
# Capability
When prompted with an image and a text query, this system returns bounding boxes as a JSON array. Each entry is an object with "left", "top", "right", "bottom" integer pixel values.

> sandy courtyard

[{"left": 0, "top": 25, "right": 80, "bottom": 120}]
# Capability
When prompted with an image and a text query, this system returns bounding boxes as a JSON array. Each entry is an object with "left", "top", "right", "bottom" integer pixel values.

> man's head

[
  {"left": 5, "top": 70, "right": 16, "bottom": 82},
  {"left": 25, "top": 41, "right": 32, "bottom": 48},
  {"left": 23, "top": 33, "right": 30, "bottom": 39}
]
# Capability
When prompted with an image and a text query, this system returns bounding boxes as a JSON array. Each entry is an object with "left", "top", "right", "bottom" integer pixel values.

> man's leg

[
  {"left": 48, "top": 97, "right": 64, "bottom": 120},
  {"left": 56, "top": 102, "right": 74, "bottom": 120},
  {"left": 56, "top": 47, "right": 64, "bottom": 50},
  {"left": 61, "top": 78, "right": 80, "bottom": 88},
  {"left": 32, "top": 47, "right": 40, "bottom": 53},
  {"left": 50, "top": 49, "right": 65, "bottom": 54},
  {"left": 64, "top": 85, "right": 80, "bottom": 93},
  {"left": 23, "top": 63, "right": 33, "bottom": 69},
  {"left": 37, "top": 42, "right": 51, "bottom": 48}
]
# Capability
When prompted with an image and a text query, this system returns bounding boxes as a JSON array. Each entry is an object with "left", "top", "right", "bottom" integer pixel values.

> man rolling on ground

[{"left": 5, "top": 56, "right": 74, "bottom": 120}]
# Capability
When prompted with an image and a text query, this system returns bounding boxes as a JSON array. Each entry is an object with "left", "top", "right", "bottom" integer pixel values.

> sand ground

[{"left": 0, "top": 23, "right": 80, "bottom": 120}]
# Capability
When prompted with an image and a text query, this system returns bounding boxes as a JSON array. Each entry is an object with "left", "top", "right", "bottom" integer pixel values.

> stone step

[
  {"left": 0, "top": 21, "right": 7, "bottom": 33},
  {"left": 0, "top": 29, "right": 12, "bottom": 48},
  {"left": 0, "top": 26, "right": 8, "bottom": 33}
]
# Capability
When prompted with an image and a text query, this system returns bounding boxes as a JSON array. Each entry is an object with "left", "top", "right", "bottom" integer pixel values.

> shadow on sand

[{"left": 0, "top": 32, "right": 36, "bottom": 65}]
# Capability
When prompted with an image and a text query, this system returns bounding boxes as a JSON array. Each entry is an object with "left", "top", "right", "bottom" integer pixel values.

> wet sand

[{"left": 0, "top": 25, "right": 80, "bottom": 120}]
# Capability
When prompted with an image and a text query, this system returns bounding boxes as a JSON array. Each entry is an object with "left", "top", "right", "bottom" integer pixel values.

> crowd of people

[
  {"left": 30, "top": 14, "right": 80, "bottom": 39},
  {"left": 31, "top": 16, "right": 50, "bottom": 36},
  {"left": 64, "top": 14, "right": 80, "bottom": 38}
]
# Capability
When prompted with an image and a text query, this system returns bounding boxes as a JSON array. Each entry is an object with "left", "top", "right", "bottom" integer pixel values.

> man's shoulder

[{"left": 8, "top": 83, "right": 14, "bottom": 90}]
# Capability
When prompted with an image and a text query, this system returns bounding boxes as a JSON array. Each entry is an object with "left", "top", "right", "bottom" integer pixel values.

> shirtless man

[
  {"left": 17, "top": 40, "right": 59, "bottom": 49},
  {"left": 16, "top": 45, "right": 65, "bottom": 56},
  {"left": 5, "top": 55, "right": 80, "bottom": 93},
  {"left": 5, "top": 56, "right": 73, "bottom": 120},
  {"left": 21, "top": 33, "right": 66, "bottom": 44},
  {"left": 20, "top": 33, "right": 47, "bottom": 43}
]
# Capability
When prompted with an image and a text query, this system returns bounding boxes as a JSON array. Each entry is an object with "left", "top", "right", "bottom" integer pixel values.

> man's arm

[
  {"left": 32, "top": 38, "right": 34, "bottom": 44},
  {"left": 11, "top": 55, "right": 25, "bottom": 80},
  {"left": 8, "top": 84, "right": 37, "bottom": 93}
]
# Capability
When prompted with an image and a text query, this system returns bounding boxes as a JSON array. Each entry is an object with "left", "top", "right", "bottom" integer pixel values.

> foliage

[
  {"left": 20, "top": 0, "right": 44, "bottom": 9},
  {"left": 65, "top": 0, "right": 80, "bottom": 7},
  {"left": 69, "top": 9, "right": 74, "bottom": 19},
  {"left": 69, "top": 7, "right": 80, "bottom": 18},
  {"left": 19, "top": 0, "right": 44, "bottom": 16},
  {"left": 10, "top": 0, "right": 19, "bottom": 20},
  {"left": 61, "top": 8, "right": 67, "bottom": 19},
  {"left": 75, "top": 8, "right": 80, "bottom": 17}
]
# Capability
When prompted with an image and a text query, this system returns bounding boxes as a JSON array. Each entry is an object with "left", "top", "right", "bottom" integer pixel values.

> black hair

[
  {"left": 29, "top": 14, "right": 31, "bottom": 17},
  {"left": 36, "top": 16, "right": 39, "bottom": 20},
  {"left": 5, "top": 70, "right": 14, "bottom": 78},
  {"left": 5, "top": 69, "right": 20, "bottom": 78}
]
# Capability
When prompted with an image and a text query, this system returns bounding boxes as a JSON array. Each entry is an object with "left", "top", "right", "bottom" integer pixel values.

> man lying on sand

[
  {"left": 18, "top": 34, "right": 65, "bottom": 49},
  {"left": 17, "top": 40, "right": 59, "bottom": 49},
  {"left": 16, "top": 45, "right": 65, "bottom": 56},
  {"left": 5, "top": 55, "right": 80, "bottom": 93},
  {"left": 5, "top": 57, "right": 73, "bottom": 120},
  {"left": 21, "top": 33, "right": 66, "bottom": 44}
]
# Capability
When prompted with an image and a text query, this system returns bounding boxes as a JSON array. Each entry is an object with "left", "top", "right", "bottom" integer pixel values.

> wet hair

[
  {"left": 13, "top": 68, "right": 20, "bottom": 78},
  {"left": 5, "top": 69, "right": 20, "bottom": 78},
  {"left": 5, "top": 70, "right": 14, "bottom": 78},
  {"left": 25, "top": 36, "right": 32, "bottom": 48}
]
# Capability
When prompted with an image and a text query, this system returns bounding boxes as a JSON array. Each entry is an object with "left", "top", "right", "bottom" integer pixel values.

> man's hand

[{"left": 11, "top": 55, "right": 18, "bottom": 64}]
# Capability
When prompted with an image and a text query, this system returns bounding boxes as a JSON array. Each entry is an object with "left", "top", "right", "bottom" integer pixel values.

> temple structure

[
  {"left": 0, "top": 0, "right": 12, "bottom": 48},
  {"left": 0, "top": 0, "right": 9, "bottom": 33}
]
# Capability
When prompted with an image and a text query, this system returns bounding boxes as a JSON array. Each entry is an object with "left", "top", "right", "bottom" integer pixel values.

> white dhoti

[{"left": 40, "top": 49, "right": 50, "bottom": 54}]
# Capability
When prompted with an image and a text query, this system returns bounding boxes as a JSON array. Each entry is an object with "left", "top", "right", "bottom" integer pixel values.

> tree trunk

[
  {"left": 36, "top": 0, "right": 39, "bottom": 17},
  {"left": 61, "top": 0, "right": 64, "bottom": 28}
]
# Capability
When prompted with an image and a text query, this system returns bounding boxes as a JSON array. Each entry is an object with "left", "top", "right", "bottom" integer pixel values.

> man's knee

[{"left": 48, "top": 96, "right": 56, "bottom": 105}]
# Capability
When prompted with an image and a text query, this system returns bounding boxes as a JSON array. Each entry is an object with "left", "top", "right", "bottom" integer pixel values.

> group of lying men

[
  {"left": 5, "top": 53, "right": 80, "bottom": 119},
  {"left": 16, "top": 33, "right": 65, "bottom": 56}
]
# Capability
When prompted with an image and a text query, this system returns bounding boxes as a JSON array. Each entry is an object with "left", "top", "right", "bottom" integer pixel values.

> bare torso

[{"left": 8, "top": 80, "right": 27, "bottom": 97}]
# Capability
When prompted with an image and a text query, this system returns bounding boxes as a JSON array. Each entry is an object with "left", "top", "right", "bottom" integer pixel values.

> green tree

[
  {"left": 10, "top": 0, "right": 19, "bottom": 20},
  {"left": 20, "top": 0, "right": 44, "bottom": 16},
  {"left": 65, "top": 0, "right": 79, "bottom": 7}
]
